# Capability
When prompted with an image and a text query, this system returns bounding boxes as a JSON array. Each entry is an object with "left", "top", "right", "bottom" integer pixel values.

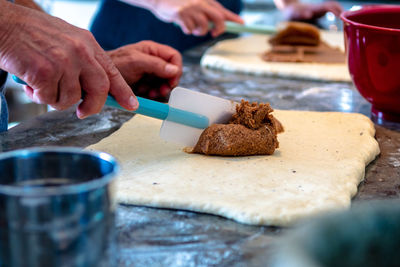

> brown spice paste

[
  {"left": 192, "top": 100, "right": 284, "bottom": 156},
  {"left": 263, "top": 22, "right": 346, "bottom": 64}
]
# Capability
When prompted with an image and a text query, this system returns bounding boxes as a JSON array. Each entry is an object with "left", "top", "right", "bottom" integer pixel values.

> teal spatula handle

[
  {"left": 224, "top": 21, "right": 276, "bottom": 35},
  {"left": 208, "top": 21, "right": 276, "bottom": 35},
  {"left": 105, "top": 96, "right": 209, "bottom": 129},
  {"left": 12, "top": 75, "right": 209, "bottom": 129}
]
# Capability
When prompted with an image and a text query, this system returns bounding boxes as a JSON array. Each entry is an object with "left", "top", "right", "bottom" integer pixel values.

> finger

[
  {"left": 223, "top": 9, "right": 244, "bottom": 24},
  {"left": 191, "top": 13, "right": 210, "bottom": 36},
  {"left": 167, "top": 55, "right": 182, "bottom": 87},
  {"left": 148, "top": 43, "right": 183, "bottom": 77},
  {"left": 149, "top": 44, "right": 182, "bottom": 87},
  {"left": 148, "top": 89, "right": 160, "bottom": 100},
  {"left": 166, "top": 51, "right": 183, "bottom": 86},
  {"left": 23, "top": 85, "right": 34, "bottom": 101},
  {"left": 77, "top": 62, "right": 109, "bottom": 119},
  {"left": 31, "top": 85, "right": 59, "bottom": 105},
  {"left": 50, "top": 72, "right": 81, "bottom": 110},
  {"left": 178, "top": 13, "right": 196, "bottom": 34},
  {"left": 211, "top": 0, "right": 244, "bottom": 24},
  {"left": 159, "top": 84, "right": 172, "bottom": 98},
  {"left": 135, "top": 83, "right": 161, "bottom": 100},
  {"left": 28, "top": 76, "right": 60, "bottom": 105},
  {"left": 19, "top": 60, "right": 63, "bottom": 105},
  {"left": 201, "top": 5, "right": 225, "bottom": 37},
  {"left": 140, "top": 53, "right": 180, "bottom": 80},
  {"left": 95, "top": 50, "right": 138, "bottom": 111}
]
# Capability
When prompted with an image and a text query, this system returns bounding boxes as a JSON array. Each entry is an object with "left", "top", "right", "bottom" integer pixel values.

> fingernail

[
  {"left": 77, "top": 111, "right": 87, "bottom": 120},
  {"left": 165, "top": 64, "right": 179, "bottom": 75},
  {"left": 129, "top": 95, "right": 139, "bottom": 110}
]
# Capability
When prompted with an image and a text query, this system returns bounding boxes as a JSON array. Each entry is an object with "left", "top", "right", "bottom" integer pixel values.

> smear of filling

[
  {"left": 191, "top": 100, "right": 284, "bottom": 156},
  {"left": 262, "top": 21, "right": 346, "bottom": 64}
]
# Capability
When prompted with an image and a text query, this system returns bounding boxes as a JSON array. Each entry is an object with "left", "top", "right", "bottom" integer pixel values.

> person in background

[
  {"left": 90, "top": 0, "right": 343, "bottom": 52},
  {"left": 91, "top": 0, "right": 244, "bottom": 52},
  {"left": 0, "top": 0, "right": 182, "bottom": 131}
]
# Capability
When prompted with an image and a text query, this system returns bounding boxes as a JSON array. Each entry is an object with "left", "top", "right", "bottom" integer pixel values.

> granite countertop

[{"left": 1, "top": 38, "right": 400, "bottom": 266}]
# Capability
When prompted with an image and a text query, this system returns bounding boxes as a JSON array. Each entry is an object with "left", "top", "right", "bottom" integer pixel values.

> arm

[
  {"left": 0, "top": 0, "right": 137, "bottom": 118},
  {"left": 118, "top": 0, "right": 244, "bottom": 37}
]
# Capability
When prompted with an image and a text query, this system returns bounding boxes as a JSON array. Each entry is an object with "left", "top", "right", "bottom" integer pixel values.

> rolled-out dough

[
  {"left": 201, "top": 32, "right": 351, "bottom": 82},
  {"left": 88, "top": 110, "right": 379, "bottom": 226}
]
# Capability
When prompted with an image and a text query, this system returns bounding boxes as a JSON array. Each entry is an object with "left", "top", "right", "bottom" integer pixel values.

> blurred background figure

[
  {"left": 90, "top": 0, "right": 343, "bottom": 52},
  {"left": 90, "top": 0, "right": 244, "bottom": 52}
]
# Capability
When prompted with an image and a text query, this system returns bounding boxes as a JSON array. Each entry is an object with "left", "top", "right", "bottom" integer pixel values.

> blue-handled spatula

[{"left": 12, "top": 76, "right": 237, "bottom": 147}]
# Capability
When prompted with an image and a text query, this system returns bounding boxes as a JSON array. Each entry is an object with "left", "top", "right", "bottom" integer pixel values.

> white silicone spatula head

[{"left": 160, "top": 87, "right": 237, "bottom": 147}]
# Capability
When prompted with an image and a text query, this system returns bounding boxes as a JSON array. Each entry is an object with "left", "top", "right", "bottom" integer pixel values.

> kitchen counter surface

[{"left": 1, "top": 38, "right": 400, "bottom": 266}]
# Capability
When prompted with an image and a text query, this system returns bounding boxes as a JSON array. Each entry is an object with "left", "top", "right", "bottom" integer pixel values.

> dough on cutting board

[
  {"left": 201, "top": 32, "right": 351, "bottom": 82},
  {"left": 87, "top": 110, "right": 379, "bottom": 226}
]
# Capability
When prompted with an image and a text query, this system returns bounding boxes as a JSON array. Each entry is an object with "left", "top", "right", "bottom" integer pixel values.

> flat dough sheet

[
  {"left": 88, "top": 110, "right": 379, "bottom": 226},
  {"left": 201, "top": 32, "right": 351, "bottom": 82}
]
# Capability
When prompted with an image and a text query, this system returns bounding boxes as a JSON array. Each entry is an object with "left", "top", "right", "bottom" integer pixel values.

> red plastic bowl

[{"left": 341, "top": 5, "right": 400, "bottom": 123}]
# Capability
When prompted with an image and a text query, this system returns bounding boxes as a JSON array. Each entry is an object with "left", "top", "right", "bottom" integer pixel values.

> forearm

[{"left": 273, "top": 0, "right": 299, "bottom": 10}]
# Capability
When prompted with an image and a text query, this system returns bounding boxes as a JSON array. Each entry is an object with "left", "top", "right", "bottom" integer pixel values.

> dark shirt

[
  {"left": 0, "top": 70, "right": 7, "bottom": 93},
  {"left": 0, "top": 70, "right": 8, "bottom": 132}
]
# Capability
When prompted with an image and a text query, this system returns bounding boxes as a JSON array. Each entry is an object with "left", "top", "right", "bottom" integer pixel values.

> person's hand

[
  {"left": 0, "top": 2, "right": 137, "bottom": 119},
  {"left": 108, "top": 41, "right": 182, "bottom": 101},
  {"left": 282, "top": 1, "right": 343, "bottom": 21},
  {"left": 15, "top": 0, "right": 44, "bottom": 11},
  {"left": 150, "top": 0, "right": 244, "bottom": 37}
]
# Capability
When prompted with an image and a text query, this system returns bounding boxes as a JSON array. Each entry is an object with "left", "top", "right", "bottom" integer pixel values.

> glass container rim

[{"left": 0, "top": 146, "right": 119, "bottom": 197}]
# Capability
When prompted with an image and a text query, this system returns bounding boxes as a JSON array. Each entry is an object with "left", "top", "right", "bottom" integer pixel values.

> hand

[
  {"left": 15, "top": 0, "right": 44, "bottom": 11},
  {"left": 0, "top": 2, "right": 137, "bottom": 119},
  {"left": 108, "top": 41, "right": 182, "bottom": 101},
  {"left": 151, "top": 0, "right": 244, "bottom": 37},
  {"left": 282, "top": 1, "right": 343, "bottom": 21}
]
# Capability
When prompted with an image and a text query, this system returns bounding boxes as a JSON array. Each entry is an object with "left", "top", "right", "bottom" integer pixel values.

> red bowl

[{"left": 341, "top": 5, "right": 400, "bottom": 123}]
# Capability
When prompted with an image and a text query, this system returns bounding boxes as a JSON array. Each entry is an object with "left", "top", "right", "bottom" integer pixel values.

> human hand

[
  {"left": 108, "top": 41, "right": 182, "bottom": 101},
  {"left": 151, "top": 0, "right": 244, "bottom": 37},
  {"left": 15, "top": 0, "right": 44, "bottom": 11},
  {"left": 0, "top": 2, "right": 137, "bottom": 119},
  {"left": 282, "top": 1, "right": 343, "bottom": 21}
]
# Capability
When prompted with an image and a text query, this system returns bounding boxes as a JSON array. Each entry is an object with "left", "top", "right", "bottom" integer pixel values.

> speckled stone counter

[{"left": 1, "top": 39, "right": 400, "bottom": 266}]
